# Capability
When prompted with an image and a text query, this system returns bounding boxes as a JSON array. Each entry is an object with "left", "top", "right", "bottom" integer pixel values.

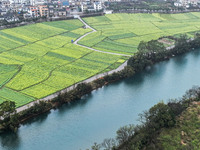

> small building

[
  {"left": 54, "top": 8, "right": 67, "bottom": 17},
  {"left": 81, "top": 2, "right": 88, "bottom": 12},
  {"left": 62, "top": 1, "right": 69, "bottom": 8},
  {"left": 0, "top": 16, "right": 4, "bottom": 20},
  {"left": 0, "top": 10, "right": 7, "bottom": 16},
  {"left": 93, "top": 1, "right": 102, "bottom": 11},
  {"left": 104, "top": 10, "right": 113, "bottom": 14},
  {"left": 48, "top": 5, "right": 54, "bottom": 17},
  {"left": 1, "top": 1, "right": 10, "bottom": 8},
  {"left": 174, "top": 2, "right": 182, "bottom": 6},
  {"left": 57, "top": 9, "right": 67, "bottom": 16},
  {"left": 38, "top": 5, "right": 49, "bottom": 17},
  {"left": 5, "top": 16, "right": 19, "bottom": 22},
  {"left": 190, "top": 0, "right": 198, "bottom": 6},
  {"left": 23, "top": 13, "right": 32, "bottom": 19},
  {"left": 29, "top": 6, "right": 40, "bottom": 17}
]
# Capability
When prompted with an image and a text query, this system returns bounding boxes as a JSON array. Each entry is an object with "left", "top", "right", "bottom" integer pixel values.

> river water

[{"left": 1, "top": 50, "right": 200, "bottom": 150}]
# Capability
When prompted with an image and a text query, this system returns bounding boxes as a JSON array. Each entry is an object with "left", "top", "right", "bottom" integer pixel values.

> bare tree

[
  {"left": 101, "top": 138, "right": 116, "bottom": 150},
  {"left": 91, "top": 142, "right": 101, "bottom": 150},
  {"left": 116, "top": 124, "right": 135, "bottom": 144}
]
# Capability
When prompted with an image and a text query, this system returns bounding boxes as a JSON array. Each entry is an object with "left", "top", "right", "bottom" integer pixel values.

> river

[{"left": 1, "top": 50, "right": 200, "bottom": 150}]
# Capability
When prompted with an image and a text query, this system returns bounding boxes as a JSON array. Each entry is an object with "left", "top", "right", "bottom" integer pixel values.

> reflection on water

[
  {"left": 56, "top": 94, "right": 93, "bottom": 115},
  {"left": 21, "top": 111, "right": 50, "bottom": 126},
  {"left": 0, "top": 132, "right": 21, "bottom": 150},
  {"left": 1, "top": 49, "right": 200, "bottom": 150}
]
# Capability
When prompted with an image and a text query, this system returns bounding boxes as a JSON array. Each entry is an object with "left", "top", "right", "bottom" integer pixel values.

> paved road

[
  {"left": 74, "top": 17, "right": 131, "bottom": 57},
  {"left": 76, "top": 16, "right": 96, "bottom": 32}
]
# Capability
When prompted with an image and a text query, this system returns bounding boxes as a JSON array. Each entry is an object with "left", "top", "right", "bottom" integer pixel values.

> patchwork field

[
  {"left": 80, "top": 12, "right": 200, "bottom": 55},
  {"left": 1, "top": 12, "right": 200, "bottom": 107},
  {"left": 0, "top": 19, "right": 127, "bottom": 107}
]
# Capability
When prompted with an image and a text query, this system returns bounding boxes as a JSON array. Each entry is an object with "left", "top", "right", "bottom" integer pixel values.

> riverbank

[
  {"left": 2, "top": 41, "right": 200, "bottom": 150},
  {"left": 0, "top": 34, "right": 199, "bottom": 133},
  {"left": 16, "top": 60, "right": 128, "bottom": 113},
  {"left": 0, "top": 60, "right": 131, "bottom": 132}
]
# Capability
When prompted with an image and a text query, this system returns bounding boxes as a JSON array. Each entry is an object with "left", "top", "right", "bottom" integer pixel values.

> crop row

[
  {"left": 81, "top": 13, "right": 200, "bottom": 55},
  {"left": 20, "top": 50, "right": 122, "bottom": 99},
  {"left": 0, "top": 19, "right": 104, "bottom": 105},
  {"left": 93, "top": 38, "right": 137, "bottom": 55},
  {"left": 0, "top": 19, "right": 86, "bottom": 53},
  {"left": 0, "top": 88, "right": 35, "bottom": 107}
]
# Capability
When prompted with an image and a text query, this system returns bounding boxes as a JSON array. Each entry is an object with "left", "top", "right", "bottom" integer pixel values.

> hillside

[{"left": 155, "top": 102, "right": 200, "bottom": 149}]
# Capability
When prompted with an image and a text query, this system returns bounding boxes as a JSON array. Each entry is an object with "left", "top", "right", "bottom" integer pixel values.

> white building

[
  {"left": 93, "top": 1, "right": 102, "bottom": 11},
  {"left": 29, "top": 0, "right": 46, "bottom": 5},
  {"left": 175, "top": 0, "right": 199, "bottom": 7},
  {"left": 104, "top": 10, "right": 113, "bottom": 14},
  {"left": 81, "top": 1, "right": 88, "bottom": 12},
  {"left": 190, "top": 0, "right": 198, "bottom": 5},
  {"left": 9, "top": 0, "right": 29, "bottom": 4},
  {"left": 174, "top": 2, "right": 182, "bottom": 6}
]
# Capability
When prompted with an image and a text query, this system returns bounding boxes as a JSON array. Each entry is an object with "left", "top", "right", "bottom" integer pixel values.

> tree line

[{"left": 128, "top": 34, "right": 200, "bottom": 73}]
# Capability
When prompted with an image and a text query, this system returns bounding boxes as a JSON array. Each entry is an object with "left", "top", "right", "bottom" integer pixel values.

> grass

[
  {"left": 0, "top": 64, "right": 20, "bottom": 88},
  {"left": 157, "top": 104, "right": 200, "bottom": 149},
  {"left": 0, "top": 88, "right": 35, "bottom": 107}
]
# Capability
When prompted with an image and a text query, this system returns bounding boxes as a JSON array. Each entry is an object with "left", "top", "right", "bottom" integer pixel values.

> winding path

[{"left": 74, "top": 17, "right": 131, "bottom": 57}]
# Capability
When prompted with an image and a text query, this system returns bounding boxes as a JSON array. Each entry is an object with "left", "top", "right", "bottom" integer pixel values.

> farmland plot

[{"left": 81, "top": 12, "right": 200, "bottom": 55}]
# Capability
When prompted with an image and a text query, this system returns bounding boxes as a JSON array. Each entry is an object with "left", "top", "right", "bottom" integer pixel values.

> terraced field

[
  {"left": 0, "top": 19, "right": 127, "bottom": 107},
  {"left": 80, "top": 12, "right": 200, "bottom": 55},
  {"left": 1, "top": 12, "right": 200, "bottom": 107}
]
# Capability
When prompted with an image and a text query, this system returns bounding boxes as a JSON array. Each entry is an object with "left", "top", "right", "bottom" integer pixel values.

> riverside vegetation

[
  {"left": 88, "top": 86, "right": 200, "bottom": 150},
  {"left": 1, "top": 33, "right": 200, "bottom": 133}
]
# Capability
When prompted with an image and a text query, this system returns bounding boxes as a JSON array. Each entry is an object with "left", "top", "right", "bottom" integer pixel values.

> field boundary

[
  {"left": 74, "top": 17, "right": 131, "bottom": 57},
  {"left": 16, "top": 60, "right": 128, "bottom": 113}
]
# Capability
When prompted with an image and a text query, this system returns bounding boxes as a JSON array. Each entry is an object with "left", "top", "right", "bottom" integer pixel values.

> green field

[
  {"left": 1, "top": 13, "right": 200, "bottom": 107},
  {"left": 80, "top": 12, "right": 200, "bottom": 55},
  {"left": 0, "top": 19, "right": 126, "bottom": 107}
]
